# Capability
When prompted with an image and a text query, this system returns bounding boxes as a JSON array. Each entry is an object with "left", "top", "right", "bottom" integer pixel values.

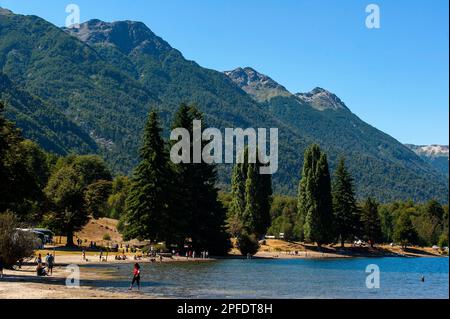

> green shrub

[
  {"left": 438, "top": 233, "right": 448, "bottom": 249},
  {"left": 237, "top": 232, "right": 260, "bottom": 256},
  {"left": 0, "top": 212, "right": 39, "bottom": 268}
]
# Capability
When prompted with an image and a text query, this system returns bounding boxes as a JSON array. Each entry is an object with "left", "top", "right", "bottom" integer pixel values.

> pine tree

[
  {"left": 332, "top": 158, "right": 360, "bottom": 247},
  {"left": 123, "top": 111, "right": 181, "bottom": 245},
  {"left": 360, "top": 197, "right": 382, "bottom": 248},
  {"left": 298, "top": 144, "right": 334, "bottom": 246},
  {"left": 172, "top": 104, "right": 230, "bottom": 255}
]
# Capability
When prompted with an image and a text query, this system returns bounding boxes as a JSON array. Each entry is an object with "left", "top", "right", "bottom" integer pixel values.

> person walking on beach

[
  {"left": 129, "top": 263, "right": 141, "bottom": 291},
  {"left": 47, "top": 254, "right": 54, "bottom": 276}
]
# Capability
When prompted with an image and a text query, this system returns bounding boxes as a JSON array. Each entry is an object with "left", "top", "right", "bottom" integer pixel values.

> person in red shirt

[{"left": 129, "top": 263, "right": 141, "bottom": 290}]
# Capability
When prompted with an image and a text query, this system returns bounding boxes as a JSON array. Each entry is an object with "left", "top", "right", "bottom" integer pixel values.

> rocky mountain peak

[
  {"left": 63, "top": 19, "right": 172, "bottom": 55},
  {"left": 295, "top": 87, "right": 348, "bottom": 111},
  {"left": 406, "top": 144, "right": 449, "bottom": 158},
  {"left": 0, "top": 7, "right": 14, "bottom": 15},
  {"left": 224, "top": 67, "right": 291, "bottom": 102}
]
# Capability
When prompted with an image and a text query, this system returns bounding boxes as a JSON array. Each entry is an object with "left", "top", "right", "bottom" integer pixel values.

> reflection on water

[{"left": 81, "top": 257, "right": 449, "bottom": 299}]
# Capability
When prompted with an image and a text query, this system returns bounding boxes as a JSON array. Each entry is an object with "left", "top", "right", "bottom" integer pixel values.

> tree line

[
  {"left": 1, "top": 102, "right": 231, "bottom": 255},
  {"left": 230, "top": 144, "right": 448, "bottom": 250},
  {"left": 1, "top": 101, "right": 448, "bottom": 261}
]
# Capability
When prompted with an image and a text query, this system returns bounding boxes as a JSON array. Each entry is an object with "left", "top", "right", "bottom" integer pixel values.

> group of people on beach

[
  {"left": 35, "top": 253, "right": 54, "bottom": 276},
  {"left": 184, "top": 250, "right": 209, "bottom": 259},
  {"left": 115, "top": 253, "right": 128, "bottom": 260}
]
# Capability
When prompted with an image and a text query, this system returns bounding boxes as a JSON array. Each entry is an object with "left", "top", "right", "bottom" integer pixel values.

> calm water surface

[{"left": 83, "top": 257, "right": 449, "bottom": 299}]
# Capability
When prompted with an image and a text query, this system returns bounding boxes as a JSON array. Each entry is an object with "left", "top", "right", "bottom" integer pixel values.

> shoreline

[
  {"left": 0, "top": 266, "right": 156, "bottom": 299},
  {"left": 1, "top": 245, "right": 446, "bottom": 299},
  {"left": 28, "top": 243, "right": 450, "bottom": 267}
]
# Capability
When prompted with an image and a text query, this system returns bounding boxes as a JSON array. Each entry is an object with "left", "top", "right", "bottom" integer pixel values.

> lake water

[{"left": 83, "top": 257, "right": 449, "bottom": 299}]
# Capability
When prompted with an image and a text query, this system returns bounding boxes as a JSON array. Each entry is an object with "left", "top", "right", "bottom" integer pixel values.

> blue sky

[{"left": 1, "top": 0, "right": 448, "bottom": 145}]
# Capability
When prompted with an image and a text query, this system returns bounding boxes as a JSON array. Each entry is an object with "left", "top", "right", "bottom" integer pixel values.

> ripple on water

[{"left": 81, "top": 257, "right": 449, "bottom": 299}]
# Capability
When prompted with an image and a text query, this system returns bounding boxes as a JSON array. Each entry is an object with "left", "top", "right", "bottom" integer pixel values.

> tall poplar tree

[
  {"left": 298, "top": 144, "right": 334, "bottom": 246},
  {"left": 227, "top": 152, "right": 248, "bottom": 236},
  {"left": 243, "top": 158, "right": 272, "bottom": 238},
  {"left": 229, "top": 148, "right": 272, "bottom": 239},
  {"left": 332, "top": 158, "right": 360, "bottom": 247}
]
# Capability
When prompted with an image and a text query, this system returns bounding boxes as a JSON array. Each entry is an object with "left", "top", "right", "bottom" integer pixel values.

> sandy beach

[
  {"left": 1, "top": 218, "right": 446, "bottom": 301},
  {"left": 1, "top": 241, "right": 445, "bottom": 300},
  {"left": 0, "top": 251, "right": 217, "bottom": 299}
]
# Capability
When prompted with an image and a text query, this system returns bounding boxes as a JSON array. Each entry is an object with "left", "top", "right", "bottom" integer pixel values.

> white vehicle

[{"left": 354, "top": 239, "right": 366, "bottom": 247}]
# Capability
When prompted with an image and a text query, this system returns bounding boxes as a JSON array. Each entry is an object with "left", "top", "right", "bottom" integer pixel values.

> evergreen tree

[
  {"left": 171, "top": 104, "right": 230, "bottom": 255},
  {"left": 394, "top": 211, "right": 419, "bottom": 248},
  {"left": 423, "top": 200, "right": 444, "bottom": 245},
  {"left": 123, "top": 111, "right": 182, "bottom": 245},
  {"left": 298, "top": 145, "right": 334, "bottom": 246},
  {"left": 332, "top": 158, "right": 359, "bottom": 247},
  {"left": 360, "top": 197, "right": 382, "bottom": 248}
]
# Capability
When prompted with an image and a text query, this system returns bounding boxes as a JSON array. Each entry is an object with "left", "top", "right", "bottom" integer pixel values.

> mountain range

[
  {"left": 0, "top": 7, "right": 448, "bottom": 202},
  {"left": 405, "top": 144, "right": 449, "bottom": 177}
]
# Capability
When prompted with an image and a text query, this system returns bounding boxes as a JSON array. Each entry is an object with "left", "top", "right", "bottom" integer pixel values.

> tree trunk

[{"left": 66, "top": 230, "right": 74, "bottom": 247}]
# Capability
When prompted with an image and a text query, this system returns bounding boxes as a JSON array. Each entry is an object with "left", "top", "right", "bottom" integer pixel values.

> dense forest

[{"left": 0, "top": 8, "right": 448, "bottom": 202}]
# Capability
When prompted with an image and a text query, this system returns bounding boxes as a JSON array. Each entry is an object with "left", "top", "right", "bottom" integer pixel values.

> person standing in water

[{"left": 129, "top": 263, "right": 141, "bottom": 291}]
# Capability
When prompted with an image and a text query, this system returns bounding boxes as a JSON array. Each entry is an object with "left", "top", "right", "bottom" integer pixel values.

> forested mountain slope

[{"left": 0, "top": 8, "right": 447, "bottom": 202}]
